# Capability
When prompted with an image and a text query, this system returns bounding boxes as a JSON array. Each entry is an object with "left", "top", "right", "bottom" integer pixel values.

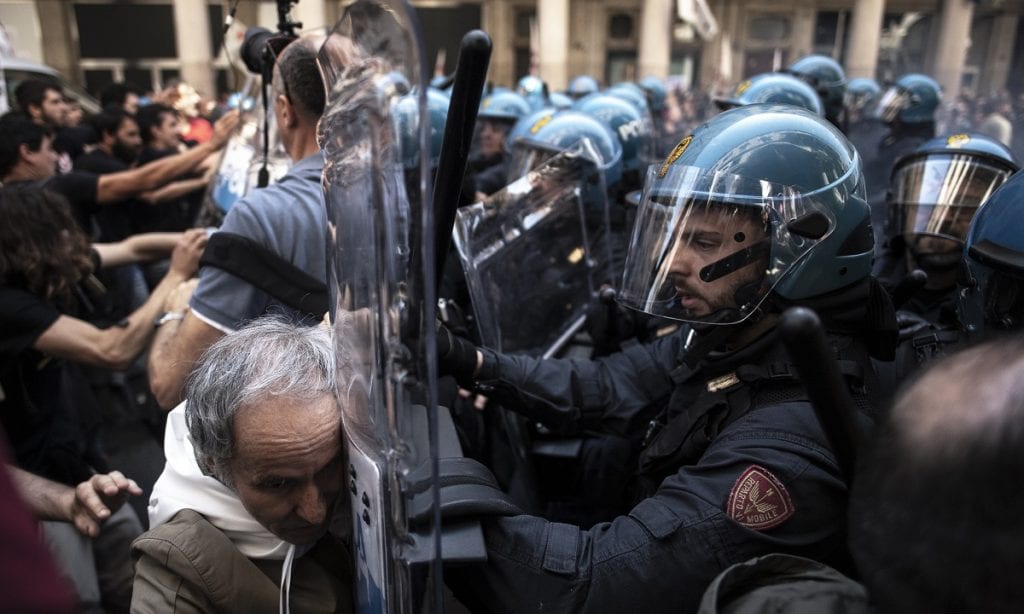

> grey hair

[{"left": 184, "top": 316, "right": 337, "bottom": 482}]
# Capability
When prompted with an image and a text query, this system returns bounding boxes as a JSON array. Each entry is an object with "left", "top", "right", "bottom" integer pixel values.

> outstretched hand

[{"left": 64, "top": 471, "right": 143, "bottom": 538}]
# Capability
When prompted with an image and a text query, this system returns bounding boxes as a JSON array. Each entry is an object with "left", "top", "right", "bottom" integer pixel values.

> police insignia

[
  {"left": 946, "top": 133, "right": 970, "bottom": 148},
  {"left": 726, "top": 465, "right": 794, "bottom": 530},
  {"left": 529, "top": 113, "right": 553, "bottom": 134},
  {"left": 658, "top": 136, "right": 692, "bottom": 178},
  {"left": 735, "top": 80, "right": 752, "bottom": 95}
]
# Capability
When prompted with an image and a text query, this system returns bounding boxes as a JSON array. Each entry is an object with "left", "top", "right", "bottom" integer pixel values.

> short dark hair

[
  {"left": 99, "top": 82, "right": 140, "bottom": 110},
  {"left": 14, "top": 79, "right": 63, "bottom": 113},
  {"left": 275, "top": 38, "right": 325, "bottom": 120},
  {"left": 0, "top": 113, "right": 52, "bottom": 178},
  {"left": 135, "top": 103, "right": 177, "bottom": 145},
  {"left": 90, "top": 108, "right": 134, "bottom": 141},
  {"left": 849, "top": 335, "right": 1024, "bottom": 614}
]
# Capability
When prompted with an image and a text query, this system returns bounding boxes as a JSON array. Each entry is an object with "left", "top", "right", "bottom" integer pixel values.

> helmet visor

[
  {"left": 618, "top": 164, "right": 832, "bottom": 325},
  {"left": 891, "top": 155, "right": 1013, "bottom": 245},
  {"left": 872, "top": 86, "right": 910, "bottom": 122}
]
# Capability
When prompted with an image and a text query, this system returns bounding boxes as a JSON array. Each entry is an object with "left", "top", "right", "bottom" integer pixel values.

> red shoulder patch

[{"left": 726, "top": 465, "right": 795, "bottom": 531}]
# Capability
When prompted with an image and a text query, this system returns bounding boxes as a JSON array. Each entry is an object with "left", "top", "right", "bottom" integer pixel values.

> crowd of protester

[{"left": 2, "top": 24, "right": 1024, "bottom": 613}]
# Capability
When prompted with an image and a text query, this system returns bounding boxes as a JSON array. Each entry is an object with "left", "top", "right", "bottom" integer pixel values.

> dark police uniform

[{"left": 448, "top": 324, "right": 868, "bottom": 613}]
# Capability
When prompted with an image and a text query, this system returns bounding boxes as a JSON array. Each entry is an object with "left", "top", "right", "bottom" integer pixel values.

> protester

[{"left": 132, "top": 317, "right": 353, "bottom": 612}]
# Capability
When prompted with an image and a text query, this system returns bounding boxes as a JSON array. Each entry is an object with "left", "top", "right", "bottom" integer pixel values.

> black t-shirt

[
  {"left": 74, "top": 150, "right": 137, "bottom": 241},
  {"left": 0, "top": 286, "right": 100, "bottom": 485}
]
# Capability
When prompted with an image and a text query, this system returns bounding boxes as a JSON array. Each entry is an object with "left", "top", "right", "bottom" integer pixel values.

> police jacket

[{"left": 448, "top": 324, "right": 874, "bottom": 613}]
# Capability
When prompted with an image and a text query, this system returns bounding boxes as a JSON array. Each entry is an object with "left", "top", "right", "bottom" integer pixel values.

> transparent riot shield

[
  {"left": 199, "top": 75, "right": 292, "bottom": 223},
  {"left": 454, "top": 140, "right": 612, "bottom": 357},
  {"left": 318, "top": 2, "right": 443, "bottom": 612}
]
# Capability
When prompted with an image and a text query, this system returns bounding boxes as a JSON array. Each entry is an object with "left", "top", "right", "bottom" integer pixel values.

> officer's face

[
  {"left": 667, "top": 206, "right": 767, "bottom": 318},
  {"left": 225, "top": 393, "right": 344, "bottom": 545},
  {"left": 478, "top": 120, "right": 508, "bottom": 156}
]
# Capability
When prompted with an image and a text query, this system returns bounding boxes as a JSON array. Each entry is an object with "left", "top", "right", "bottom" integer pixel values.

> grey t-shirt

[{"left": 191, "top": 153, "right": 326, "bottom": 332}]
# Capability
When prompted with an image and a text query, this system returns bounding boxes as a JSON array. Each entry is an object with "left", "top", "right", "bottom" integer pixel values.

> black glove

[{"left": 437, "top": 323, "right": 480, "bottom": 389}]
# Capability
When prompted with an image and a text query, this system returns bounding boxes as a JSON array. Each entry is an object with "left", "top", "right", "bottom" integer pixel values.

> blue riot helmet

[
  {"left": 393, "top": 88, "right": 450, "bottom": 169},
  {"left": 505, "top": 107, "right": 558, "bottom": 156},
  {"left": 516, "top": 75, "right": 549, "bottom": 111},
  {"left": 476, "top": 91, "right": 530, "bottom": 158},
  {"left": 785, "top": 54, "right": 847, "bottom": 125},
  {"left": 607, "top": 82, "right": 651, "bottom": 116},
  {"left": 506, "top": 110, "right": 623, "bottom": 188},
  {"left": 619, "top": 104, "right": 872, "bottom": 325},
  {"left": 549, "top": 92, "right": 574, "bottom": 110},
  {"left": 888, "top": 133, "right": 1019, "bottom": 279},
  {"left": 958, "top": 169, "right": 1024, "bottom": 335},
  {"left": 567, "top": 75, "right": 600, "bottom": 99},
  {"left": 478, "top": 91, "right": 531, "bottom": 123},
  {"left": 874, "top": 73, "right": 941, "bottom": 125},
  {"left": 845, "top": 77, "right": 881, "bottom": 119},
  {"left": 638, "top": 76, "right": 668, "bottom": 114},
  {"left": 572, "top": 93, "right": 654, "bottom": 183},
  {"left": 714, "top": 73, "right": 824, "bottom": 116}
]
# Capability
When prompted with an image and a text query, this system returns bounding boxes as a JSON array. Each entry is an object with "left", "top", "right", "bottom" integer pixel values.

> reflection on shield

[
  {"left": 200, "top": 75, "right": 291, "bottom": 223},
  {"left": 455, "top": 141, "right": 611, "bottom": 356},
  {"left": 318, "top": 1, "right": 447, "bottom": 611}
]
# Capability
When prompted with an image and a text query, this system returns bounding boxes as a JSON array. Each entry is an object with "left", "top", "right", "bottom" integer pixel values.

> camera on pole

[{"left": 240, "top": 0, "right": 301, "bottom": 187}]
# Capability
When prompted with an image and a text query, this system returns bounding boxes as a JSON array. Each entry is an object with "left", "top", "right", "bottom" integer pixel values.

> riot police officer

[
  {"left": 441, "top": 104, "right": 897, "bottom": 613},
  {"left": 864, "top": 73, "right": 942, "bottom": 253},
  {"left": 875, "top": 132, "right": 1018, "bottom": 325},
  {"left": 784, "top": 54, "right": 847, "bottom": 128}
]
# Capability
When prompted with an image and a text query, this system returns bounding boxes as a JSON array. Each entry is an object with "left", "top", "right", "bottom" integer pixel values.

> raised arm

[
  {"left": 33, "top": 229, "right": 207, "bottom": 370},
  {"left": 94, "top": 110, "right": 238, "bottom": 203}
]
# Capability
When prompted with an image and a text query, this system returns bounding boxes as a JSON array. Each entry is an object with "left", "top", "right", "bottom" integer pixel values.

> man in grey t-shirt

[{"left": 148, "top": 36, "right": 328, "bottom": 410}]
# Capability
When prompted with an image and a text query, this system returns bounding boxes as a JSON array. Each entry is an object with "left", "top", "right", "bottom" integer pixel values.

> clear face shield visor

[
  {"left": 890, "top": 155, "right": 1013, "bottom": 260},
  {"left": 618, "top": 164, "right": 833, "bottom": 325},
  {"left": 872, "top": 86, "right": 911, "bottom": 122}
]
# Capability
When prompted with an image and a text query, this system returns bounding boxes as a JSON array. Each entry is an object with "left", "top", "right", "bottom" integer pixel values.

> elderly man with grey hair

[{"left": 130, "top": 317, "right": 353, "bottom": 612}]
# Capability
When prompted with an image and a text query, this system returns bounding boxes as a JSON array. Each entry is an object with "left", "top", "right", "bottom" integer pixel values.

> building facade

[{"left": 2, "top": 0, "right": 1021, "bottom": 100}]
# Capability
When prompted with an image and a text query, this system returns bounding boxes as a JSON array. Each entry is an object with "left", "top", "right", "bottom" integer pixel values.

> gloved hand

[{"left": 437, "top": 322, "right": 480, "bottom": 389}]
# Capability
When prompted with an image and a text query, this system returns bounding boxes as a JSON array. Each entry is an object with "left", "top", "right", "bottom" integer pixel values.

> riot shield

[
  {"left": 199, "top": 75, "right": 291, "bottom": 223},
  {"left": 318, "top": 2, "right": 443, "bottom": 612},
  {"left": 454, "top": 141, "right": 612, "bottom": 357}
]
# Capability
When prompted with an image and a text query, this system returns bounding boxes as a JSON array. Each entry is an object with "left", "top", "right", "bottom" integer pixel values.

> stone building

[{"left": 2, "top": 0, "right": 1020, "bottom": 100}]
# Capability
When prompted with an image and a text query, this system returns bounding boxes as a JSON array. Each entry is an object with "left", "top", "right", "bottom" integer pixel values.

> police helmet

[
  {"left": 506, "top": 109, "right": 623, "bottom": 189},
  {"left": 874, "top": 73, "right": 941, "bottom": 125},
  {"left": 606, "top": 83, "right": 651, "bottom": 116},
  {"left": 478, "top": 91, "right": 531, "bottom": 123},
  {"left": 549, "top": 92, "right": 574, "bottom": 110},
  {"left": 567, "top": 75, "right": 600, "bottom": 99},
  {"left": 572, "top": 93, "right": 654, "bottom": 176},
  {"left": 638, "top": 76, "right": 668, "bottom": 114},
  {"left": 516, "top": 75, "right": 549, "bottom": 111},
  {"left": 714, "top": 73, "right": 824, "bottom": 116},
  {"left": 618, "top": 104, "right": 872, "bottom": 325},
  {"left": 888, "top": 133, "right": 1019, "bottom": 272},
  {"left": 393, "top": 88, "right": 449, "bottom": 169},
  {"left": 958, "top": 169, "right": 1024, "bottom": 334},
  {"left": 785, "top": 54, "right": 847, "bottom": 123},
  {"left": 844, "top": 77, "right": 881, "bottom": 116}
]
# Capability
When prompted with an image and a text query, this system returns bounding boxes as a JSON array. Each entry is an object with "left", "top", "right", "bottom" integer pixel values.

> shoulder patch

[
  {"left": 658, "top": 135, "right": 692, "bottom": 178},
  {"left": 726, "top": 465, "right": 794, "bottom": 531}
]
